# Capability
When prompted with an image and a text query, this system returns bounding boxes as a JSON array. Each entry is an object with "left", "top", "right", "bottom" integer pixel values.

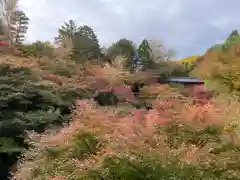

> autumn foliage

[
  {"left": 2, "top": 17, "right": 240, "bottom": 180},
  {"left": 8, "top": 52, "right": 240, "bottom": 180}
]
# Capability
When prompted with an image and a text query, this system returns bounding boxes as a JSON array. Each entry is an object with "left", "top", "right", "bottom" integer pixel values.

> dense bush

[
  {"left": 178, "top": 55, "right": 199, "bottom": 74},
  {"left": 94, "top": 91, "right": 119, "bottom": 106},
  {"left": 13, "top": 116, "right": 240, "bottom": 180},
  {"left": 190, "top": 31, "right": 240, "bottom": 96},
  {"left": 0, "top": 63, "right": 94, "bottom": 179},
  {"left": 193, "top": 35, "right": 240, "bottom": 96},
  {"left": 1, "top": 64, "right": 96, "bottom": 138},
  {"left": 153, "top": 60, "right": 191, "bottom": 79},
  {"left": 16, "top": 44, "right": 37, "bottom": 57},
  {"left": 16, "top": 41, "right": 54, "bottom": 58}
]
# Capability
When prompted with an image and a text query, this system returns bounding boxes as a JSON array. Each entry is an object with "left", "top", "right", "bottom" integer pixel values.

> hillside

[
  {"left": 0, "top": 51, "right": 238, "bottom": 180},
  {"left": 13, "top": 97, "right": 240, "bottom": 180},
  {"left": 1, "top": 10, "right": 240, "bottom": 179}
]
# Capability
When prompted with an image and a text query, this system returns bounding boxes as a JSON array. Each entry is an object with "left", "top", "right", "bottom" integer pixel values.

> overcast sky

[{"left": 18, "top": 0, "right": 240, "bottom": 59}]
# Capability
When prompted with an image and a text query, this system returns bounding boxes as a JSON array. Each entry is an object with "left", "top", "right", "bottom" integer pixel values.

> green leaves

[
  {"left": 156, "top": 122, "right": 222, "bottom": 149},
  {"left": 55, "top": 20, "right": 78, "bottom": 45},
  {"left": 28, "top": 132, "right": 102, "bottom": 179},
  {"left": 107, "top": 38, "right": 136, "bottom": 70},
  {"left": 69, "top": 132, "right": 101, "bottom": 159},
  {"left": 72, "top": 26, "right": 102, "bottom": 61},
  {"left": 138, "top": 39, "right": 155, "bottom": 70},
  {"left": 83, "top": 153, "right": 214, "bottom": 180},
  {"left": 13, "top": 10, "right": 29, "bottom": 44},
  {"left": 0, "top": 64, "right": 80, "bottom": 145},
  {"left": 55, "top": 20, "right": 103, "bottom": 62},
  {"left": 209, "top": 30, "right": 240, "bottom": 52},
  {"left": 0, "top": 137, "right": 23, "bottom": 153},
  {"left": 16, "top": 41, "right": 55, "bottom": 58}
]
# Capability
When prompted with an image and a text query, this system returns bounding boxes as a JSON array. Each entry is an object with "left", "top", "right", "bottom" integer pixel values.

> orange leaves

[{"left": 193, "top": 43, "right": 240, "bottom": 94}]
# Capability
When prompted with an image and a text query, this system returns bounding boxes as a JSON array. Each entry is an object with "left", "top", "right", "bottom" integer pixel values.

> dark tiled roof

[{"left": 160, "top": 77, "right": 204, "bottom": 84}]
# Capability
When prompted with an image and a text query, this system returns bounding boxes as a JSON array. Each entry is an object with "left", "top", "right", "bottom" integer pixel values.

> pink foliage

[
  {"left": 147, "top": 109, "right": 172, "bottom": 124},
  {"left": 152, "top": 100, "right": 175, "bottom": 111},
  {"left": 89, "top": 77, "right": 109, "bottom": 91},
  {"left": 131, "top": 109, "right": 146, "bottom": 122},
  {"left": 185, "top": 84, "right": 212, "bottom": 105},
  {"left": 42, "top": 74, "right": 62, "bottom": 85},
  {"left": 96, "top": 84, "right": 136, "bottom": 103},
  {"left": 112, "top": 85, "right": 136, "bottom": 103},
  {"left": 131, "top": 107, "right": 172, "bottom": 131},
  {"left": 185, "top": 84, "right": 207, "bottom": 97}
]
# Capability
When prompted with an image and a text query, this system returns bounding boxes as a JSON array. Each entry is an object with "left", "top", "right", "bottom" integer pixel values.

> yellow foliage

[
  {"left": 193, "top": 46, "right": 240, "bottom": 93},
  {"left": 178, "top": 55, "right": 199, "bottom": 65}
]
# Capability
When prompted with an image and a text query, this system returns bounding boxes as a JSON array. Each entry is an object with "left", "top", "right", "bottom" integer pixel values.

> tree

[
  {"left": 225, "top": 30, "right": 240, "bottom": 49},
  {"left": 73, "top": 25, "right": 102, "bottom": 60},
  {"left": 179, "top": 55, "right": 199, "bottom": 73},
  {"left": 78, "top": 25, "right": 99, "bottom": 48},
  {"left": 138, "top": 39, "right": 155, "bottom": 70},
  {"left": 137, "top": 39, "right": 176, "bottom": 74},
  {"left": 107, "top": 38, "right": 135, "bottom": 70},
  {"left": 100, "top": 46, "right": 108, "bottom": 56},
  {"left": 132, "top": 48, "right": 140, "bottom": 71},
  {"left": 148, "top": 39, "right": 175, "bottom": 62},
  {"left": 31, "top": 40, "right": 54, "bottom": 57},
  {"left": 13, "top": 10, "right": 29, "bottom": 44},
  {"left": 228, "top": 29, "right": 239, "bottom": 38},
  {"left": 210, "top": 30, "right": 240, "bottom": 52},
  {"left": 55, "top": 22, "right": 102, "bottom": 62},
  {"left": 55, "top": 20, "right": 78, "bottom": 46}
]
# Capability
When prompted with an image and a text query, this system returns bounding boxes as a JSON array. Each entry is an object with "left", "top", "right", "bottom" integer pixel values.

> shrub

[
  {"left": 15, "top": 44, "right": 36, "bottom": 57},
  {"left": 156, "top": 122, "right": 222, "bottom": 148},
  {"left": 68, "top": 132, "right": 101, "bottom": 159},
  {"left": 31, "top": 41, "right": 55, "bottom": 58},
  {"left": 94, "top": 91, "right": 119, "bottom": 106},
  {"left": 83, "top": 154, "right": 211, "bottom": 180},
  {"left": 152, "top": 60, "right": 191, "bottom": 78},
  {"left": 193, "top": 32, "right": 240, "bottom": 96},
  {"left": 16, "top": 41, "right": 55, "bottom": 58},
  {"left": 0, "top": 64, "right": 87, "bottom": 151}
]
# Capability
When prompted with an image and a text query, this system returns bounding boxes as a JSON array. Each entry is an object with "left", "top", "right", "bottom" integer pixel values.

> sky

[{"left": 18, "top": 0, "right": 240, "bottom": 59}]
